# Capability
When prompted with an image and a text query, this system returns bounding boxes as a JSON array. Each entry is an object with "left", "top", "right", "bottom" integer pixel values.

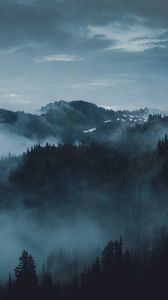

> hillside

[{"left": 0, "top": 101, "right": 148, "bottom": 143}]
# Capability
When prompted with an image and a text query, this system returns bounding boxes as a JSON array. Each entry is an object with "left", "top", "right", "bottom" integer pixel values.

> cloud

[
  {"left": 36, "top": 54, "right": 83, "bottom": 62},
  {"left": 71, "top": 79, "right": 113, "bottom": 89},
  {"left": 0, "top": 0, "right": 167, "bottom": 53},
  {"left": 71, "top": 77, "right": 136, "bottom": 89},
  {"left": 3, "top": 93, "right": 18, "bottom": 99},
  {"left": 89, "top": 23, "right": 168, "bottom": 52},
  {"left": 0, "top": 0, "right": 167, "bottom": 111}
]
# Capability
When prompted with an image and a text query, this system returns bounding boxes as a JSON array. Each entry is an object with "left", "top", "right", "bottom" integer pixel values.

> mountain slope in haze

[{"left": 0, "top": 100, "right": 149, "bottom": 144}]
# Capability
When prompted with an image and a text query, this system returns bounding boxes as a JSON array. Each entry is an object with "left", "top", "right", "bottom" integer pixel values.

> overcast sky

[{"left": 0, "top": 0, "right": 167, "bottom": 112}]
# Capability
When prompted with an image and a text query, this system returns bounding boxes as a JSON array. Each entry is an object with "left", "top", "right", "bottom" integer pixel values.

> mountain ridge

[{"left": 0, "top": 100, "right": 149, "bottom": 142}]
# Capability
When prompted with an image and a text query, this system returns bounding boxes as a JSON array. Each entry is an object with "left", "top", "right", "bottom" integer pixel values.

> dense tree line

[{"left": 0, "top": 133, "right": 167, "bottom": 242}]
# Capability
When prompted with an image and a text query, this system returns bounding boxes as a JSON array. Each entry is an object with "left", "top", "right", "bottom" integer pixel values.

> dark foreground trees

[{"left": 3, "top": 230, "right": 168, "bottom": 300}]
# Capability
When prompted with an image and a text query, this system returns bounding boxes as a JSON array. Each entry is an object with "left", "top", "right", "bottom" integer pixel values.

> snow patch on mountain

[
  {"left": 83, "top": 128, "right": 96, "bottom": 133},
  {"left": 104, "top": 120, "right": 112, "bottom": 123}
]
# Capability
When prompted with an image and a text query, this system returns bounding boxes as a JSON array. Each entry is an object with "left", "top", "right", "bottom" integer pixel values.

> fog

[
  {"left": 0, "top": 206, "right": 113, "bottom": 281},
  {"left": 0, "top": 129, "right": 59, "bottom": 157}
]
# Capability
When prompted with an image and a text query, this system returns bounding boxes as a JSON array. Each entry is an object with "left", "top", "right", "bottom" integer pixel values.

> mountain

[{"left": 0, "top": 100, "right": 149, "bottom": 143}]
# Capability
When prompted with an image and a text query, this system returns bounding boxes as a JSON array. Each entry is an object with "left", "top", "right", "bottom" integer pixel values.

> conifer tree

[{"left": 15, "top": 250, "right": 38, "bottom": 292}]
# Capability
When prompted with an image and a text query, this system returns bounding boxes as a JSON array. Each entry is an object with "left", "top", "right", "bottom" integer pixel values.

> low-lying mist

[
  {"left": 0, "top": 206, "right": 118, "bottom": 281},
  {"left": 0, "top": 128, "right": 59, "bottom": 157}
]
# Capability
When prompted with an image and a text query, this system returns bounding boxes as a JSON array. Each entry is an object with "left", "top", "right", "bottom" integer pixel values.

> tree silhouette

[{"left": 14, "top": 250, "right": 38, "bottom": 299}]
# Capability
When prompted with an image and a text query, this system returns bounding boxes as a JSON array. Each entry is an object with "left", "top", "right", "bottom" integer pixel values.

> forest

[
  {"left": 0, "top": 113, "right": 167, "bottom": 298},
  {"left": 1, "top": 228, "right": 168, "bottom": 300}
]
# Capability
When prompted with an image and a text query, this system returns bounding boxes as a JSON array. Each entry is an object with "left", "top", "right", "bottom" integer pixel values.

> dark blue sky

[{"left": 0, "top": 0, "right": 167, "bottom": 112}]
